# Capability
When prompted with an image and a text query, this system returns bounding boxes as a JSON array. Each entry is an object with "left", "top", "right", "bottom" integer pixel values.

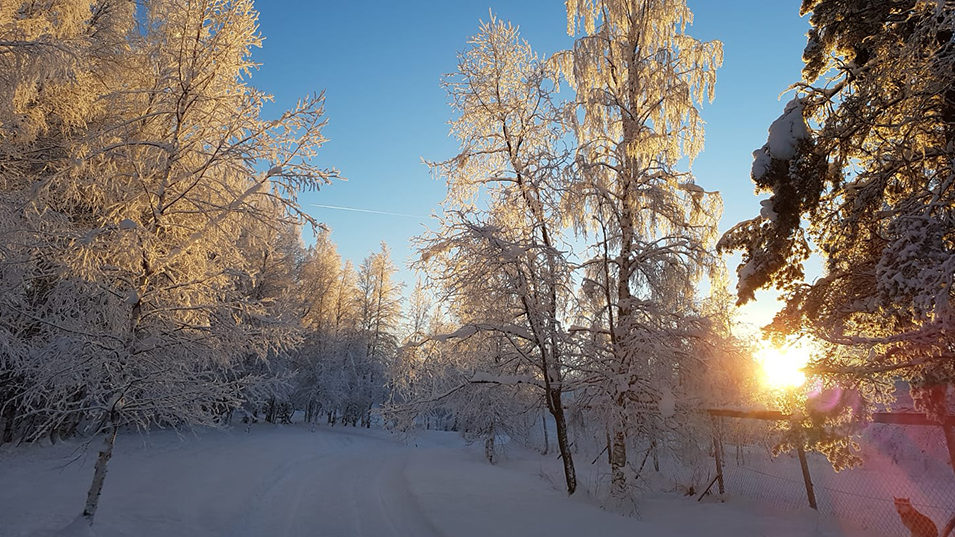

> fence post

[
  {"left": 796, "top": 444, "right": 817, "bottom": 510},
  {"left": 712, "top": 417, "right": 725, "bottom": 495},
  {"left": 943, "top": 413, "right": 955, "bottom": 481}
]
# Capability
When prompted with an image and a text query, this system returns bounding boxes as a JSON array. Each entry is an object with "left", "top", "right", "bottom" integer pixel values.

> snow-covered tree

[
  {"left": 232, "top": 217, "right": 310, "bottom": 425},
  {"left": 385, "top": 288, "right": 553, "bottom": 464},
  {"left": 288, "top": 231, "right": 346, "bottom": 423},
  {"left": 405, "top": 278, "right": 433, "bottom": 343},
  {"left": 719, "top": 0, "right": 955, "bottom": 464},
  {"left": 334, "top": 243, "right": 403, "bottom": 427},
  {"left": 330, "top": 260, "right": 360, "bottom": 337},
  {"left": 417, "top": 17, "right": 579, "bottom": 492},
  {"left": 357, "top": 243, "right": 403, "bottom": 362},
  {"left": 0, "top": 0, "right": 336, "bottom": 525},
  {"left": 556, "top": 0, "right": 722, "bottom": 503},
  {"left": 0, "top": 0, "right": 137, "bottom": 445},
  {"left": 384, "top": 301, "right": 456, "bottom": 431},
  {"left": 299, "top": 231, "right": 347, "bottom": 332}
]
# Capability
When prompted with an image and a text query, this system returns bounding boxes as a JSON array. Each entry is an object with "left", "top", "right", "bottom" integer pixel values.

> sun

[{"left": 755, "top": 341, "right": 809, "bottom": 390}]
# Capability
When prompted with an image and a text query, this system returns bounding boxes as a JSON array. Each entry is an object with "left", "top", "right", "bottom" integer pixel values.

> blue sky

[{"left": 251, "top": 1, "right": 811, "bottom": 329}]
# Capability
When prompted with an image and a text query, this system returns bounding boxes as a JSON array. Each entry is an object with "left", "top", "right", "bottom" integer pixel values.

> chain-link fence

[{"left": 709, "top": 411, "right": 955, "bottom": 537}]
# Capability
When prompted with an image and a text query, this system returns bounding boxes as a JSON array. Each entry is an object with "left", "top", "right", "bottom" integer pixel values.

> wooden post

[
  {"left": 698, "top": 474, "right": 720, "bottom": 502},
  {"left": 712, "top": 418, "right": 725, "bottom": 495},
  {"left": 943, "top": 420, "right": 955, "bottom": 481},
  {"left": 796, "top": 445, "right": 817, "bottom": 510},
  {"left": 942, "top": 393, "right": 955, "bottom": 481}
]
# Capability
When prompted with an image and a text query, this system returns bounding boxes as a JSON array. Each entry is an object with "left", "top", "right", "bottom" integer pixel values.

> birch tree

[
  {"left": 419, "top": 17, "right": 579, "bottom": 493},
  {"left": 557, "top": 0, "right": 722, "bottom": 503}
]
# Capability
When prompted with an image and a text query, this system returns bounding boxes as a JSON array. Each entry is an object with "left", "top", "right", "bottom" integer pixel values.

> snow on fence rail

[{"left": 705, "top": 409, "right": 955, "bottom": 537}]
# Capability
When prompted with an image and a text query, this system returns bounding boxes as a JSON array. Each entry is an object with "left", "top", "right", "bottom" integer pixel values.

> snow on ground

[{"left": 1, "top": 424, "right": 864, "bottom": 537}]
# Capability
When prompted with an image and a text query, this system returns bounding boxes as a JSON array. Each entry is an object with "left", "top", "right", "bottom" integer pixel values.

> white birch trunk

[{"left": 81, "top": 425, "right": 118, "bottom": 524}]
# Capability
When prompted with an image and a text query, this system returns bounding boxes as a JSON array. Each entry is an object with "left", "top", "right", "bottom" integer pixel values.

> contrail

[{"left": 311, "top": 203, "right": 428, "bottom": 220}]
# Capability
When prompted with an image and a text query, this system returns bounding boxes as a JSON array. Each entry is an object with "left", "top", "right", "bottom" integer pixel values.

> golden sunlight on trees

[
  {"left": 7, "top": 1, "right": 955, "bottom": 531},
  {"left": 416, "top": 16, "right": 579, "bottom": 492},
  {"left": 558, "top": 0, "right": 723, "bottom": 506}
]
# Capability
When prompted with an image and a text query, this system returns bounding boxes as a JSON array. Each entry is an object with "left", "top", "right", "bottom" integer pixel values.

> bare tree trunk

[
  {"left": 541, "top": 413, "right": 550, "bottom": 455},
  {"left": 549, "top": 390, "right": 576, "bottom": 494},
  {"left": 265, "top": 397, "right": 276, "bottom": 424},
  {"left": 485, "top": 423, "right": 495, "bottom": 464},
  {"left": 652, "top": 438, "right": 659, "bottom": 472},
  {"left": 82, "top": 425, "right": 118, "bottom": 524},
  {"left": 609, "top": 427, "right": 628, "bottom": 500},
  {"left": 2, "top": 402, "right": 15, "bottom": 444}
]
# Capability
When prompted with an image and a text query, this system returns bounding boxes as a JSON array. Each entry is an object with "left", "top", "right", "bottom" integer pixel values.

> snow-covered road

[
  {"left": 0, "top": 426, "right": 628, "bottom": 537},
  {"left": 0, "top": 425, "right": 858, "bottom": 537},
  {"left": 225, "top": 432, "right": 442, "bottom": 537}
]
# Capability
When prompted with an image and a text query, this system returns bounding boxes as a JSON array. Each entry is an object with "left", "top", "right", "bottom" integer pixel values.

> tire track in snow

[
  {"left": 226, "top": 450, "right": 331, "bottom": 537},
  {"left": 226, "top": 429, "right": 443, "bottom": 537},
  {"left": 370, "top": 453, "right": 445, "bottom": 537}
]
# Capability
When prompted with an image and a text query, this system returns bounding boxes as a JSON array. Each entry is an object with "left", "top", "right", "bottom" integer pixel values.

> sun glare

[{"left": 756, "top": 342, "right": 809, "bottom": 390}]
